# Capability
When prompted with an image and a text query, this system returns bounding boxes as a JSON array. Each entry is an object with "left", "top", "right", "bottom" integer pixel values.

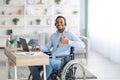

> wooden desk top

[{"left": 4, "top": 47, "right": 49, "bottom": 66}]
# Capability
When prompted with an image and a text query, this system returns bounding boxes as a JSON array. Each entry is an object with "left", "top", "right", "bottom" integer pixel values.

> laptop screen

[{"left": 19, "top": 38, "right": 29, "bottom": 52}]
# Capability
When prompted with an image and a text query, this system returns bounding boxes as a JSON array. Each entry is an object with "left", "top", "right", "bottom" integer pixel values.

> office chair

[{"left": 28, "top": 47, "right": 86, "bottom": 80}]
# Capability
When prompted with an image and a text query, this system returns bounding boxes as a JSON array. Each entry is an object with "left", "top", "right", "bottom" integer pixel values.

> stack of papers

[{"left": 16, "top": 52, "right": 43, "bottom": 55}]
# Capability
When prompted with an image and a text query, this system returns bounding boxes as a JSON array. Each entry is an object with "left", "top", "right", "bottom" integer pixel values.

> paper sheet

[{"left": 15, "top": 51, "right": 43, "bottom": 55}]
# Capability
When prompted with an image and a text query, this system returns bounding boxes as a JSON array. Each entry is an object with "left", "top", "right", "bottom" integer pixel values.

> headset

[{"left": 55, "top": 16, "right": 67, "bottom": 26}]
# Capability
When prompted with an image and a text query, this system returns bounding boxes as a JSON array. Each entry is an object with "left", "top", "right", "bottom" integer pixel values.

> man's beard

[{"left": 58, "top": 28, "right": 65, "bottom": 33}]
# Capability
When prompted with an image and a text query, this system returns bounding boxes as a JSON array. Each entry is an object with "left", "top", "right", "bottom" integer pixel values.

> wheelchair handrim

[{"left": 61, "top": 60, "right": 86, "bottom": 80}]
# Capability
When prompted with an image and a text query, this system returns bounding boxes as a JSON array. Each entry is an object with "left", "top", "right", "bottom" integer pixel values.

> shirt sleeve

[
  {"left": 40, "top": 37, "right": 52, "bottom": 52},
  {"left": 68, "top": 33, "right": 85, "bottom": 49}
]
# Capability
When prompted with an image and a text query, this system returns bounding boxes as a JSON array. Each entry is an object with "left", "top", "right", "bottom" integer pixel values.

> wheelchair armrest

[
  {"left": 56, "top": 54, "right": 72, "bottom": 58},
  {"left": 44, "top": 47, "right": 74, "bottom": 59},
  {"left": 43, "top": 52, "right": 71, "bottom": 58},
  {"left": 56, "top": 54, "right": 74, "bottom": 60}
]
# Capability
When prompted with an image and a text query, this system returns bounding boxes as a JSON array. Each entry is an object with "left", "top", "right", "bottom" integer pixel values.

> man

[{"left": 29, "top": 16, "right": 85, "bottom": 80}]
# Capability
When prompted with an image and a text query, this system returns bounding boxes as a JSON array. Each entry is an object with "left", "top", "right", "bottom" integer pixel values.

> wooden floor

[{"left": 0, "top": 48, "right": 120, "bottom": 80}]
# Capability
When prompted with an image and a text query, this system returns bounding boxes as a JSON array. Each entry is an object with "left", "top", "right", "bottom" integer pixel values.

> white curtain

[{"left": 88, "top": 0, "right": 120, "bottom": 62}]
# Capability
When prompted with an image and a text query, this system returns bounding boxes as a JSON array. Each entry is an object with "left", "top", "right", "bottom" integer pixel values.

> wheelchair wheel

[{"left": 61, "top": 60, "right": 86, "bottom": 80}]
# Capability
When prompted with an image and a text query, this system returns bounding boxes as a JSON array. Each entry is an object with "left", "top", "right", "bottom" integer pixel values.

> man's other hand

[{"left": 32, "top": 46, "right": 40, "bottom": 51}]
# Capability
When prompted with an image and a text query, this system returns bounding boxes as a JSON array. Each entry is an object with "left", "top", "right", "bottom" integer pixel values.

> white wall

[{"left": 88, "top": 0, "right": 120, "bottom": 62}]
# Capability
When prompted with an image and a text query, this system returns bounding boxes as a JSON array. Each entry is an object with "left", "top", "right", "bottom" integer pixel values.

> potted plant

[
  {"left": 35, "top": 19, "right": 41, "bottom": 25},
  {"left": 54, "top": 0, "right": 61, "bottom": 4},
  {"left": 9, "top": 39, "right": 15, "bottom": 48},
  {"left": 6, "top": 0, "right": 10, "bottom": 4},
  {"left": 9, "top": 39, "right": 14, "bottom": 44},
  {"left": 9, "top": 34, "right": 15, "bottom": 48},
  {"left": 12, "top": 17, "right": 19, "bottom": 25},
  {"left": 44, "top": 8, "right": 48, "bottom": 15}
]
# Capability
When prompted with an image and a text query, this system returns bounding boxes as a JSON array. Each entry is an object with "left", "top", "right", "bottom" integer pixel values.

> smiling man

[{"left": 29, "top": 16, "right": 85, "bottom": 80}]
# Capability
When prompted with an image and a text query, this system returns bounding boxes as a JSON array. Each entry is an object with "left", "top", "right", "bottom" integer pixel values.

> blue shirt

[{"left": 41, "top": 29, "right": 85, "bottom": 57}]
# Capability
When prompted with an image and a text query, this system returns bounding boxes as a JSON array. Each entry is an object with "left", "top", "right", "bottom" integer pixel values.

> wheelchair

[{"left": 28, "top": 47, "right": 86, "bottom": 80}]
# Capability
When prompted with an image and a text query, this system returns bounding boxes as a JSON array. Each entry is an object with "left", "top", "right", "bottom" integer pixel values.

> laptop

[
  {"left": 19, "top": 38, "right": 43, "bottom": 55},
  {"left": 19, "top": 38, "right": 30, "bottom": 52}
]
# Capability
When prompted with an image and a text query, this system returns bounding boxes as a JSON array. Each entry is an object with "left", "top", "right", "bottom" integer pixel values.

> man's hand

[
  {"left": 60, "top": 36, "right": 68, "bottom": 44},
  {"left": 32, "top": 46, "right": 40, "bottom": 51}
]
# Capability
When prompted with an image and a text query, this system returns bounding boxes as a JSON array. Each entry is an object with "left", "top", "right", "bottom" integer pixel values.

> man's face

[{"left": 55, "top": 18, "right": 65, "bottom": 33}]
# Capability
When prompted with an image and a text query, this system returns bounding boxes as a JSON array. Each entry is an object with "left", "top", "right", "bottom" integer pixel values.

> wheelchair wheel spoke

[{"left": 61, "top": 60, "right": 86, "bottom": 80}]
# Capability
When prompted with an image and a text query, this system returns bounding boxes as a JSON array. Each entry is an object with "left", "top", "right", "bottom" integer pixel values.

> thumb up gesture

[{"left": 60, "top": 36, "right": 68, "bottom": 44}]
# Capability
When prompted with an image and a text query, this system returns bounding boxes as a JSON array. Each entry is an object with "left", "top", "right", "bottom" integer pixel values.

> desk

[{"left": 4, "top": 47, "right": 49, "bottom": 80}]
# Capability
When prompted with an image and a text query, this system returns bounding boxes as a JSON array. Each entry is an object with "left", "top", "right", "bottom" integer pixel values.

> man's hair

[{"left": 55, "top": 16, "right": 67, "bottom": 26}]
